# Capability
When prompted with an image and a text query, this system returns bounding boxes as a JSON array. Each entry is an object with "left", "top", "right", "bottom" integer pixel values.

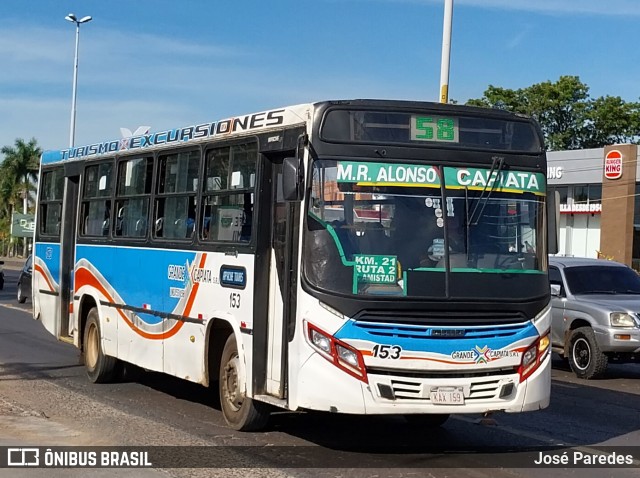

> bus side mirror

[
  {"left": 547, "top": 190, "right": 560, "bottom": 255},
  {"left": 283, "top": 157, "right": 304, "bottom": 202}
]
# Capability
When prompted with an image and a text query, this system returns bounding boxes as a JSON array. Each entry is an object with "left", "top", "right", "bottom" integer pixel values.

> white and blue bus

[{"left": 34, "top": 100, "right": 557, "bottom": 430}]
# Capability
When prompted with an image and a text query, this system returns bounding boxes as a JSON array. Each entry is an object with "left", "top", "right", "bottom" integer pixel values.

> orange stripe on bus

[
  {"left": 182, "top": 253, "right": 207, "bottom": 317},
  {"left": 74, "top": 267, "right": 184, "bottom": 340},
  {"left": 34, "top": 264, "right": 55, "bottom": 292}
]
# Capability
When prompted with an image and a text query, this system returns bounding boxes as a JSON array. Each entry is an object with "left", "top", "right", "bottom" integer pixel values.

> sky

[{"left": 0, "top": 0, "right": 639, "bottom": 155}]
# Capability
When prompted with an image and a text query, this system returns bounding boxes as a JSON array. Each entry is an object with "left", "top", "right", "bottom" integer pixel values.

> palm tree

[
  {"left": 0, "top": 138, "right": 41, "bottom": 215},
  {"left": 0, "top": 138, "right": 41, "bottom": 257}
]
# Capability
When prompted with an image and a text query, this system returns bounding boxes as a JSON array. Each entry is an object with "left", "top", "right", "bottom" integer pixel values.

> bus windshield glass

[{"left": 304, "top": 159, "right": 547, "bottom": 299}]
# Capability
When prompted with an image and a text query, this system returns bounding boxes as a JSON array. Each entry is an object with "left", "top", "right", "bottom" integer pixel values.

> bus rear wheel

[
  {"left": 219, "top": 334, "right": 270, "bottom": 431},
  {"left": 84, "top": 307, "right": 117, "bottom": 383}
]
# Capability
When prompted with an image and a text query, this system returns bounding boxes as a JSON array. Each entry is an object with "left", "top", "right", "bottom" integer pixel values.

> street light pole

[
  {"left": 439, "top": 0, "right": 453, "bottom": 103},
  {"left": 65, "top": 13, "right": 92, "bottom": 148}
]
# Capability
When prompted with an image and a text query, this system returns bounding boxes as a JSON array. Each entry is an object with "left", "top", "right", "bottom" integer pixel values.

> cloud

[
  {"left": 0, "top": 21, "right": 438, "bottom": 153},
  {"left": 375, "top": 0, "right": 640, "bottom": 16},
  {"left": 0, "top": 25, "right": 243, "bottom": 89},
  {"left": 0, "top": 25, "right": 256, "bottom": 151}
]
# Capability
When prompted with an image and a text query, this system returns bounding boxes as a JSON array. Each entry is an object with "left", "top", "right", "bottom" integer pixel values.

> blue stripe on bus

[
  {"left": 334, "top": 319, "right": 538, "bottom": 354},
  {"left": 35, "top": 242, "right": 61, "bottom": 280},
  {"left": 76, "top": 245, "right": 199, "bottom": 326}
]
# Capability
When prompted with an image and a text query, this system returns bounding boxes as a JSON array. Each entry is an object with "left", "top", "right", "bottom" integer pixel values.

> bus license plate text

[{"left": 430, "top": 387, "right": 464, "bottom": 405}]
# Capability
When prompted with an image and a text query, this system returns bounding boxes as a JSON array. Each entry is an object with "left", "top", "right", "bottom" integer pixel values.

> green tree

[
  {"left": 0, "top": 137, "right": 41, "bottom": 215},
  {"left": 0, "top": 138, "right": 41, "bottom": 255},
  {"left": 583, "top": 95, "right": 640, "bottom": 148},
  {"left": 466, "top": 76, "right": 640, "bottom": 151}
]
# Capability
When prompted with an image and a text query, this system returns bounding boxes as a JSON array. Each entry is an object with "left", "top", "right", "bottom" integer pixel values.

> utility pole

[{"left": 439, "top": 0, "right": 454, "bottom": 103}]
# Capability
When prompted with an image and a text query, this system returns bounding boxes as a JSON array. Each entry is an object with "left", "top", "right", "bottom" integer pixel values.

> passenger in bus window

[
  {"left": 102, "top": 203, "right": 111, "bottom": 236},
  {"left": 240, "top": 193, "right": 253, "bottom": 242},
  {"left": 186, "top": 204, "right": 196, "bottom": 238},
  {"left": 524, "top": 240, "right": 535, "bottom": 253},
  {"left": 202, "top": 216, "right": 210, "bottom": 240},
  {"left": 186, "top": 217, "right": 195, "bottom": 238}
]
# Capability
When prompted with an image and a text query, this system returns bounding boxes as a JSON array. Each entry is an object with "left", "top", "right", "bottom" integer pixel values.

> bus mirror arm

[
  {"left": 283, "top": 156, "right": 304, "bottom": 202},
  {"left": 547, "top": 190, "right": 560, "bottom": 255}
]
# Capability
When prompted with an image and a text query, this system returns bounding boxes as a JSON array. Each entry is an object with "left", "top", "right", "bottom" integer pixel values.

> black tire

[
  {"left": 404, "top": 414, "right": 450, "bottom": 427},
  {"left": 568, "top": 326, "right": 608, "bottom": 379},
  {"left": 83, "top": 307, "right": 117, "bottom": 383},
  {"left": 219, "top": 335, "right": 270, "bottom": 431},
  {"left": 17, "top": 283, "right": 26, "bottom": 303}
]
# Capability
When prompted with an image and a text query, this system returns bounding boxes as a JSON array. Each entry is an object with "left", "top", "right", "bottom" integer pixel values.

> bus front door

[
  {"left": 253, "top": 157, "right": 299, "bottom": 400},
  {"left": 58, "top": 170, "right": 80, "bottom": 342}
]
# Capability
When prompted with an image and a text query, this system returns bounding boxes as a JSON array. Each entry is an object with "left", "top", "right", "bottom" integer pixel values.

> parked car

[
  {"left": 0, "top": 260, "right": 4, "bottom": 290},
  {"left": 17, "top": 255, "right": 32, "bottom": 303},
  {"left": 549, "top": 256, "right": 640, "bottom": 379}
]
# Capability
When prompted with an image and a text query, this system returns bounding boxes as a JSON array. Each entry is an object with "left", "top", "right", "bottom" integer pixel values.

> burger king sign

[{"left": 604, "top": 150, "right": 623, "bottom": 180}]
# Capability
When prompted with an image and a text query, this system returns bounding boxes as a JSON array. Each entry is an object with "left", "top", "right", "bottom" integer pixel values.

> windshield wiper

[{"left": 468, "top": 156, "right": 505, "bottom": 226}]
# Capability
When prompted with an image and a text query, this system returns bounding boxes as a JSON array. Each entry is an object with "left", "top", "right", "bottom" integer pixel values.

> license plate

[{"left": 429, "top": 387, "right": 465, "bottom": 405}]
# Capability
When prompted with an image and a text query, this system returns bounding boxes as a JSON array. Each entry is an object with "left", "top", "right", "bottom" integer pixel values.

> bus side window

[
  {"left": 186, "top": 202, "right": 196, "bottom": 238},
  {"left": 135, "top": 217, "right": 147, "bottom": 237},
  {"left": 240, "top": 193, "right": 253, "bottom": 242},
  {"left": 115, "top": 206, "right": 126, "bottom": 236},
  {"left": 201, "top": 205, "right": 212, "bottom": 240},
  {"left": 155, "top": 217, "right": 164, "bottom": 237}
]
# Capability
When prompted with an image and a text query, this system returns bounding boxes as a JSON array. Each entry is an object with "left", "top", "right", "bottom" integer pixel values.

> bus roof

[
  {"left": 40, "top": 99, "right": 538, "bottom": 166},
  {"left": 41, "top": 103, "right": 312, "bottom": 166}
]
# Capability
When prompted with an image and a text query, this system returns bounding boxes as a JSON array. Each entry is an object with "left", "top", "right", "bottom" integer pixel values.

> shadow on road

[
  {"left": 129, "top": 363, "right": 640, "bottom": 457},
  {"left": 0, "top": 362, "right": 82, "bottom": 381}
]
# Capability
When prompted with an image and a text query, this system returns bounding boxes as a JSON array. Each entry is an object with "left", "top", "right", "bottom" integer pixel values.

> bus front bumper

[{"left": 295, "top": 352, "right": 550, "bottom": 415}]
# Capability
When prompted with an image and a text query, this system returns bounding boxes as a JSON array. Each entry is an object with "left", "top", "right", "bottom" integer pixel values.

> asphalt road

[{"left": 0, "top": 266, "right": 639, "bottom": 477}]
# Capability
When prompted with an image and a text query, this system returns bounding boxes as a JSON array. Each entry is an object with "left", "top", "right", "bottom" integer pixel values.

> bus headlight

[
  {"left": 305, "top": 321, "right": 368, "bottom": 383},
  {"left": 336, "top": 343, "right": 359, "bottom": 368},
  {"left": 309, "top": 328, "right": 332, "bottom": 354}
]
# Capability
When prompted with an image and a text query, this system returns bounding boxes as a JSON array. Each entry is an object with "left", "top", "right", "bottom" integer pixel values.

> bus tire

[
  {"left": 84, "top": 307, "right": 117, "bottom": 383},
  {"left": 568, "top": 327, "right": 608, "bottom": 379},
  {"left": 219, "top": 334, "right": 270, "bottom": 431},
  {"left": 404, "top": 414, "right": 450, "bottom": 427}
]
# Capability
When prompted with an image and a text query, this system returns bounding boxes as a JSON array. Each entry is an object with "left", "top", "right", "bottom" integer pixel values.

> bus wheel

[
  {"left": 568, "top": 327, "right": 608, "bottom": 379},
  {"left": 219, "top": 335, "right": 270, "bottom": 431},
  {"left": 84, "top": 307, "right": 117, "bottom": 383},
  {"left": 404, "top": 414, "right": 450, "bottom": 427}
]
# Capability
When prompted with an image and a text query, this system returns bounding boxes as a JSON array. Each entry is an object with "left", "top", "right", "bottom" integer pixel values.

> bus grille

[
  {"left": 354, "top": 311, "right": 528, "bottom": 327},
  {"left": 389, "top": 377, "right": 503, "bottom": 401},
  {"left": 353, "top": 320, "right": 530, "bottom": 340}
]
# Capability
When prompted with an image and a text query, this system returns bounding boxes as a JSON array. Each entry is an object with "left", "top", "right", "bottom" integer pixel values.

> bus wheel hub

[{"left": 223, "top": 356, "right": 242, "bottom": 410}]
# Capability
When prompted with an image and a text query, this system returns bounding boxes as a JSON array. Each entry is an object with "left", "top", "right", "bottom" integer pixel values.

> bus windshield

[{"left": 304, "top": 159, "right": 547, "bottom": 299}]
